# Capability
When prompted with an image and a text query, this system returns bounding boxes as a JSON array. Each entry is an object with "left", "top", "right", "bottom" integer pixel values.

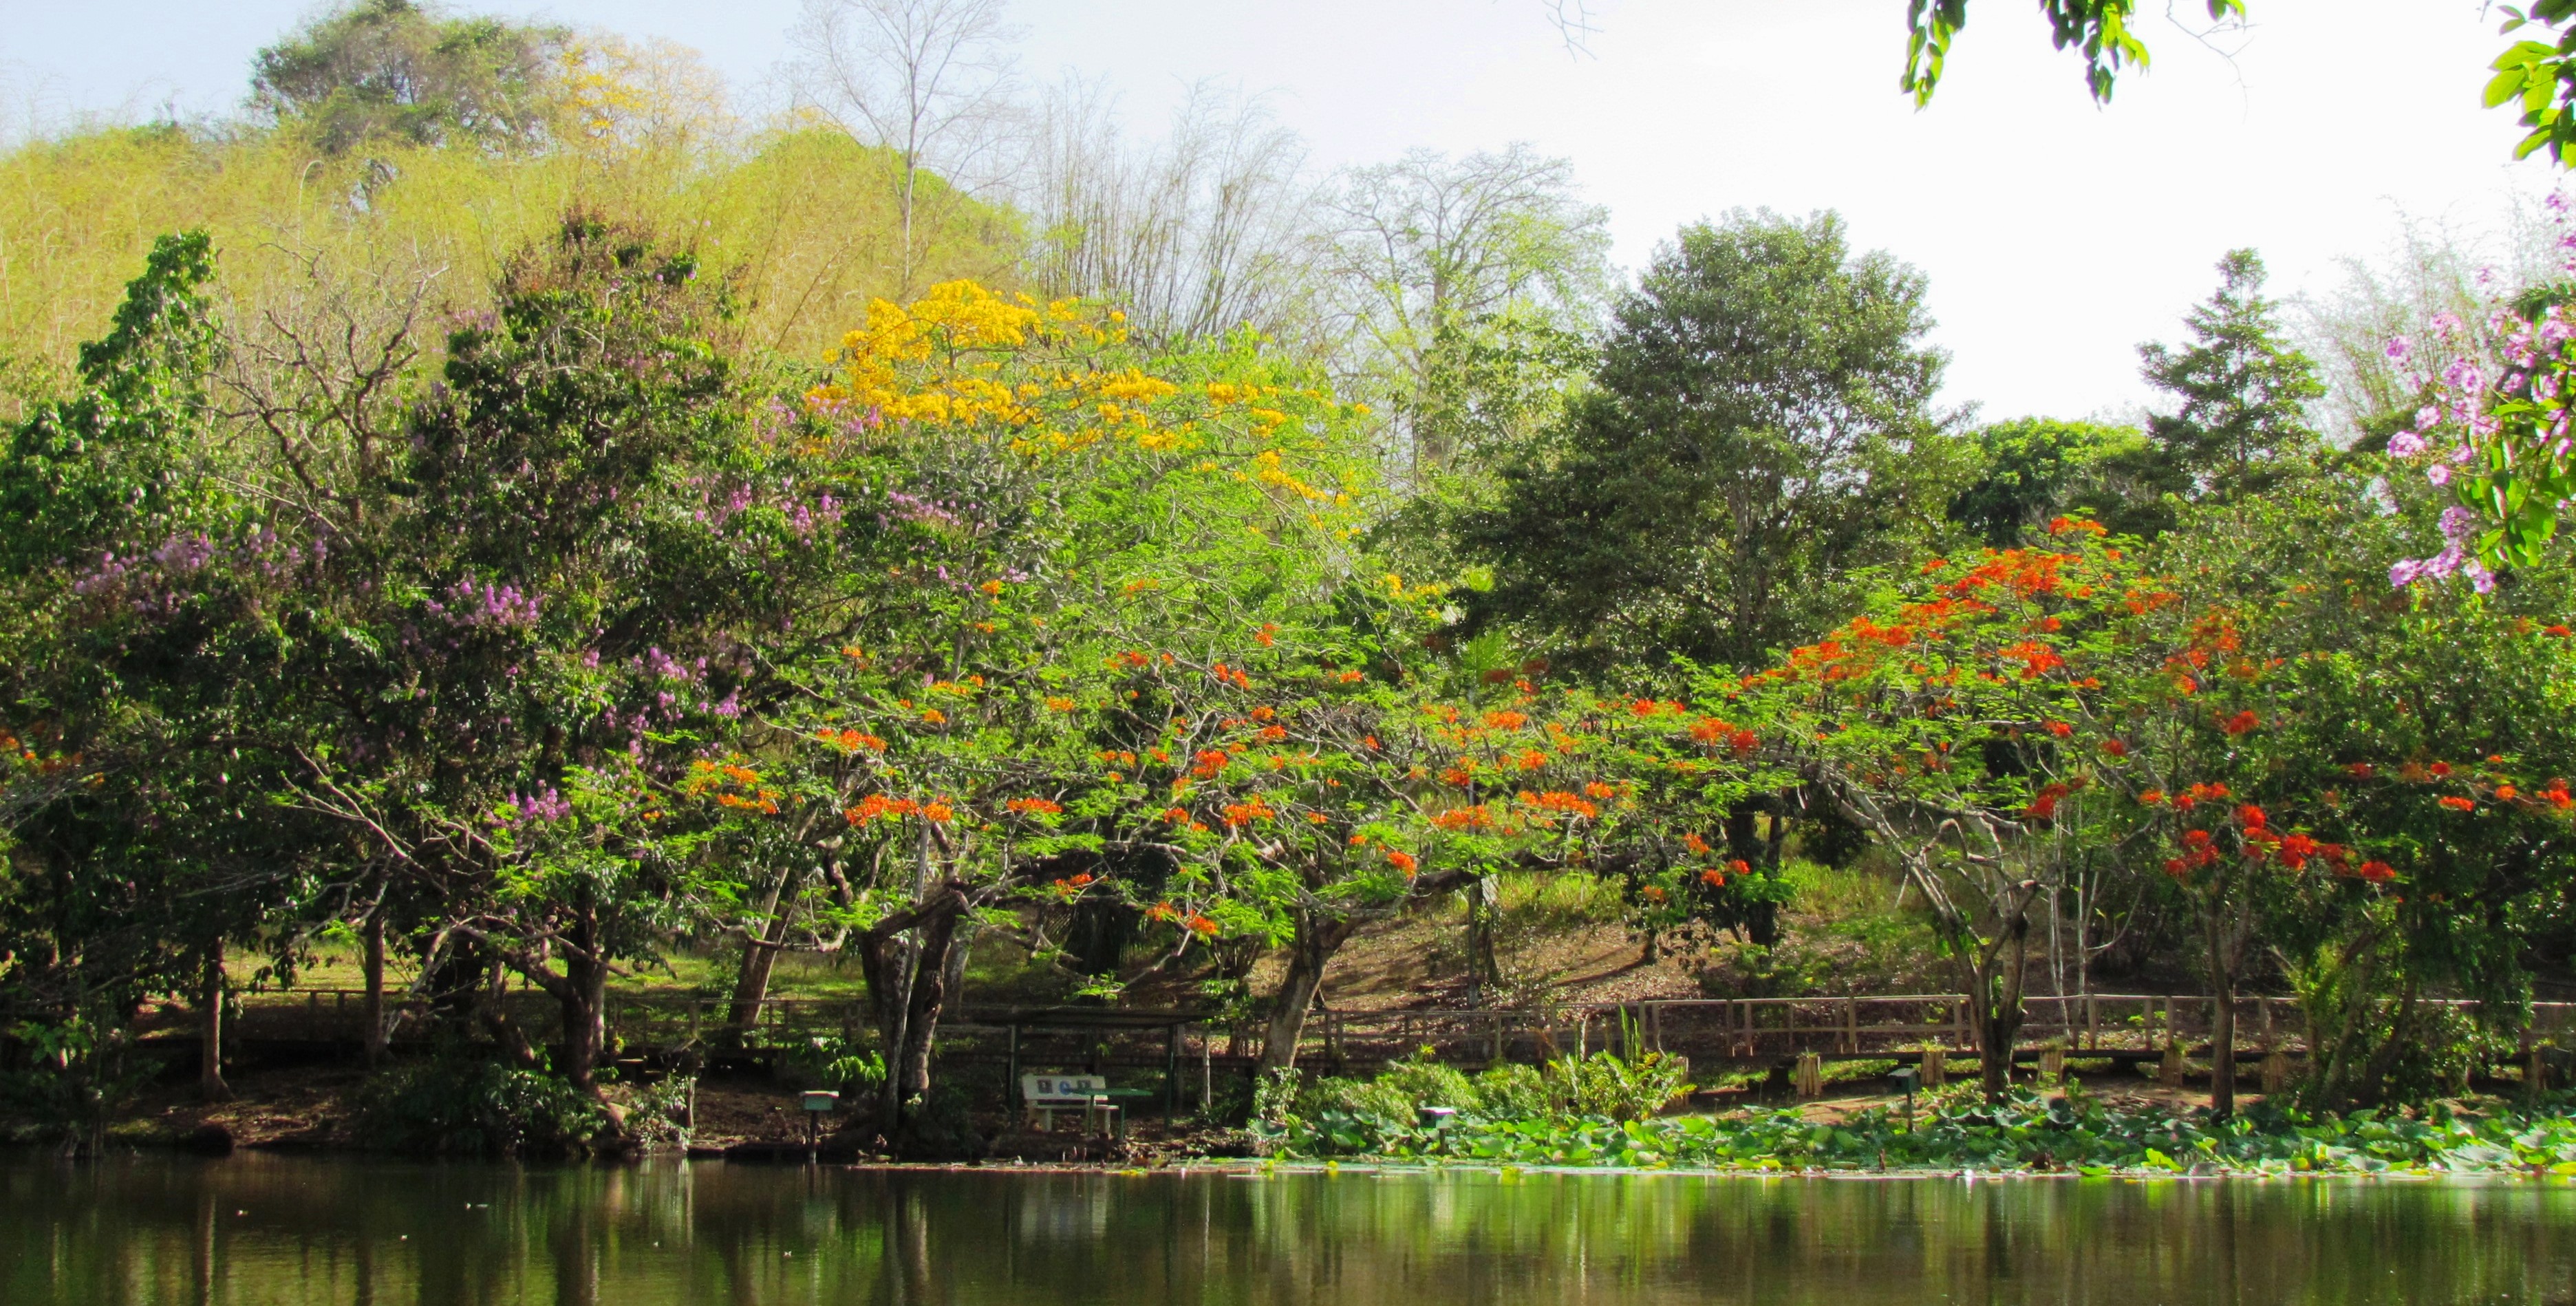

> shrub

[
  {"left": 354, "top": 1056, "right": 606, "bottom": 1155},
  {"left": 1544, "top": 1049, "right": 1694, "bottom": 1122}
]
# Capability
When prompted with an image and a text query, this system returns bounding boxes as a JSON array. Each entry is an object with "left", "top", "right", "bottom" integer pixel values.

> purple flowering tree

[{"left": 2387, "top": 194, "right": 2576, "bottom": 590}]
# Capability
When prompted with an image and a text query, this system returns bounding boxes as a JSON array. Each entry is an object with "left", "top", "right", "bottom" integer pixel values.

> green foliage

[
  {"left": 1949, "top": 417, "right": 2176, "bottom": 545},
  {"left": 1269, "top": 1045, "right": 1692, "bottom": 1156},
  {"left": 1275, "top": 1072, "right": 2576, "bottom": 1175},
  {"left": 1322, "top": 144, "right": 1613, "bottom": 478},
  {"left": 251, "top": 0, "right": 571, "bottom": 154},
  {"left": 2137, "top": 250, "right": 2326, "bottom": 502},
  {"left": 2490, "top": 3, "right": 2576, "bottom": 165},
  {"left": 1544, "top": 1045, "right": 1693, "bottom": 1121},
  {"left": 0, "top": 231, "right": 219, "bottom": 574},
  {"left": 1902, "top": 1, "right": 2246, "bottom": 107},
  {"left": 354, "top": 1056, "right": 608, "bottom": 1155},
  {"left": 1462, "top": 208, "right": 1968, "bottom": 677}
]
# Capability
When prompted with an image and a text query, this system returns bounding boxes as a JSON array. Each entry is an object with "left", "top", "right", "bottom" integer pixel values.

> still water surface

[{"left": 2, "top": 1154, "right": 2571, "bottom": 1305}]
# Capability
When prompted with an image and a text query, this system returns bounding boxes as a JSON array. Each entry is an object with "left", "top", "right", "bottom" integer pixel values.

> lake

[{"left": 2, "top": 1154, "right": 2570, "bottom": 1305}]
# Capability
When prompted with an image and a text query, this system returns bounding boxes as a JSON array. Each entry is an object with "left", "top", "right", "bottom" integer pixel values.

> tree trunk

[
  {"left": 2204, "top": 905, "right": 2243, "bottom": 1117},
  {"left": 198, "top": 941, "right": 228, "bottom": 1101},
  {"left": 1723, "top": 805, "right": 1783, "bottom": 946},
  {"left": 559, "top": 892, "right": 608, "bottom": 1097},
  {"left": 362, "top": 908, "right": 387, "bottom": 1068},
  {"left": 727, "top": 867, "right": 802, "bottom": 1035},
  {"left": 855, "top": 880, "right": 969, "bottom": 1137},
  {"left": 1975, "top": 911, "right": 2032, "bottom": 1102},
  {"left": 1256, "top": 911, "right": 1358, "bottom": 1077},
  {"left": 535, "top": 890, "right": 627, "bottom": 1135},
  {"left": 888, "top": 904, "right": 963, "bottom": 1126},
  {"left": 2209, "top": 972, "right": 2238, "bottom": 1116}
]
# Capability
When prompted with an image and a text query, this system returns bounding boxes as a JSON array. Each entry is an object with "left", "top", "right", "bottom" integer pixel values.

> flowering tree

[
  {"left": 2385, "top": 195, "right": 2576, "bottom": 586},
  {"left": 1726, "top": 522, "right": 2150, "bottom": 1099},
  {"left": 2130, "top": 484, "right": 2576, "bottom": 1109},
  {"left": 672, "top": 280, "right": 1420, "bottom": 1133}
]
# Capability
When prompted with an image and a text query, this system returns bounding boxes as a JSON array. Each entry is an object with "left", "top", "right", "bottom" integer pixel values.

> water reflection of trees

[{"left": 2, "top": 1158, "right": 2573, "bottom": 1305}]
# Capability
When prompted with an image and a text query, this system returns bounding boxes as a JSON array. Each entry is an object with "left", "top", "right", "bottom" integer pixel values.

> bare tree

[
  {"left": 1018, "top": 78, "right": 1328, "bottom": 350},
  {"left": 789, "top": 0, "right": 1020, "bottom": 296},
  {"left": 1320, "top": 144, "right": 1612, "bottom": 473}
]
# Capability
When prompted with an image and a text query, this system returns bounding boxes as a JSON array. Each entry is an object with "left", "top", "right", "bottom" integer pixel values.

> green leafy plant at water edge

[
  {"left": 1270, "top": 1046, "right": 1693, "bottom": 1156},
  {"left": 352, "top": 1058, "right": 606, "bottom": 1156},
  {"left": 1270, "top": 1078, "right": 2576, "bottom": 1175}
]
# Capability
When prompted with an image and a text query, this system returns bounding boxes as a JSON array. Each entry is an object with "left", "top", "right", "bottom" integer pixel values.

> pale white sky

[{"left": 0, "top": 0, "right": 2555, "bottom": 420}]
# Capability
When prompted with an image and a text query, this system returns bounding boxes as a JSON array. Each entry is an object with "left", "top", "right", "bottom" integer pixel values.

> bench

[{"left": 1020, "top": 1073, "right": 1122, "bottom": 1135}]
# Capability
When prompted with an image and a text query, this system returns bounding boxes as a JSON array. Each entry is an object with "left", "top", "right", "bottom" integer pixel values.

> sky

[{"left": 0, "top": 0, "right": 2557, "bottom": 421}]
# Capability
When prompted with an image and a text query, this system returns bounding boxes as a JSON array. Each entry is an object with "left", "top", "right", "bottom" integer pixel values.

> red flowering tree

[
  {"left": 1724, "top": 520, "right": 2149, "bottom": 1098},
  {"left": 2108, "top": 486, "right": 2576, "bottom": 1109}
]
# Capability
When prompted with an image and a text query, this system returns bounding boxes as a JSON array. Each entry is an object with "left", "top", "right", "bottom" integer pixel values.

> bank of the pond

[
  {"left": 25, "top": 1055, "right": 2576, "bottom": 1182},
  {"left": 0, "top": 1060, "right": 1260, "bottom": 1164},
  {"left": 1267, "top": 1086, "right": 2576, "bottom": 1177}
]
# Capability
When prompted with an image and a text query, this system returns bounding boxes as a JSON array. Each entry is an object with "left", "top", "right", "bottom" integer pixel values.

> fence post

[{"left": 1794, "top": 1051, "right": 1823, "bottom": 1098}]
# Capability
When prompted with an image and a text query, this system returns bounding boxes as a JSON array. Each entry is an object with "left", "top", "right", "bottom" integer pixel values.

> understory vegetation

[
  {"left": 16, "top": 0, "right": 2576, "bottom": 1162},
  {"left": 1268, "top": 1066, "right": 2576, "bottom": 1176}
]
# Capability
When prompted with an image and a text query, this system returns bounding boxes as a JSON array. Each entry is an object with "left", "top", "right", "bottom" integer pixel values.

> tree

[
  {"left": 0, "top": 231, "right": 300, "bottom": 1102},
  {"left": 1949, "top": 417, "right": 2180, "bottom": 545},
  {"left": 1019, "top": 81, "right": 1325, "bottom": 352},
  {"left": 1461, "top": 210, "right": 1968, "bottom": 678},
  {"left": 1319, "top": 144, "right": 1613, "bottom": 476},
  {"left": 2130, "top": 481, "right": 2576, "bottom": 1111},
  {"left": 250, "top": 0, "right": 570, "bottom": 154},
  {"left": 1726, "top": 523, "right": 2150, "bottom": 1100},
  {"left": 789, "top": 0, "right": 1019, "bottom": 297},
  {"left": 2138, "top": 250, "right": 2325, "bottom": 503}
]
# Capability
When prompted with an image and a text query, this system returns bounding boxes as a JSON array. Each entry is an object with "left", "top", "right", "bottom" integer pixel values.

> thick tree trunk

[
  {"left": 362, "top": 908, "right": 387, "bottom": 1068},
  {"left": 198, "top": 942, "right": 228, "bottom": 1101},
  {"left": 559, "top": 892, "right": 609, "bottom": 1097},
  {"left": 887, "top": 906, "right": 963, "bottom": 1130},
  {"left": 855, "top": 880, "right": 970, "bottom": 1137},
  {"left": 1256, "top": 912, "right": 1358, "bottom": 1077},
  {"left": 2204, "top": 903, "right": 2244, "bottom": 1117}
]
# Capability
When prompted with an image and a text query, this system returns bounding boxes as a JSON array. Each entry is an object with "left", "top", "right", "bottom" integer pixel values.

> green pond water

[{"left": 3, "top": 1155, "right": 2573, "bottom": 1305}]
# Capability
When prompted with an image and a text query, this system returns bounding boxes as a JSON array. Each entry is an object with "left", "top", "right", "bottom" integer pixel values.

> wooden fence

[{"left": 217, "top": 987, "right": 2576, "bottom": 1077}]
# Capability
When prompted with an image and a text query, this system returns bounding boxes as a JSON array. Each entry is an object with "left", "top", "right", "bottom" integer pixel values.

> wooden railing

[
  {"left": 210, "top": 987, "right": 2576, "bottom": 1073},
  {"left": 1289, "top": 994, "right": 2576, "bottom": 1068}
]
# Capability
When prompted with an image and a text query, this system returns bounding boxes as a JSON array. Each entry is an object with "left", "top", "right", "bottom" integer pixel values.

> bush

[
  {"left": 1470, "top": 1062, "right": 1553, "bottom": 1118},
  {"left": 354, "top": 1056, "right": 606, "bottom": 1156},
  {"left": 1545, "top": 1049, "right": 1694, "bottom": 1122},
  {"left": 619, "top": 1073, "right": 696, "bottom": 1150},
  {"left": 1262, "top": 1046, "right": 1695, "bottom": 1156}
]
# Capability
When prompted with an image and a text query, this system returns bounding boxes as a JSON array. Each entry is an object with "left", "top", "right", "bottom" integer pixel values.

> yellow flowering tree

[{"left": 687, "top": 281, "right": 1397, "bottom": 1139}]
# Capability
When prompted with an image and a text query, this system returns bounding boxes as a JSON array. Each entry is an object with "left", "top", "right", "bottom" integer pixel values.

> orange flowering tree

[{"left": 1724, "top": 520, "right": 2151, "bottom": 1098}]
